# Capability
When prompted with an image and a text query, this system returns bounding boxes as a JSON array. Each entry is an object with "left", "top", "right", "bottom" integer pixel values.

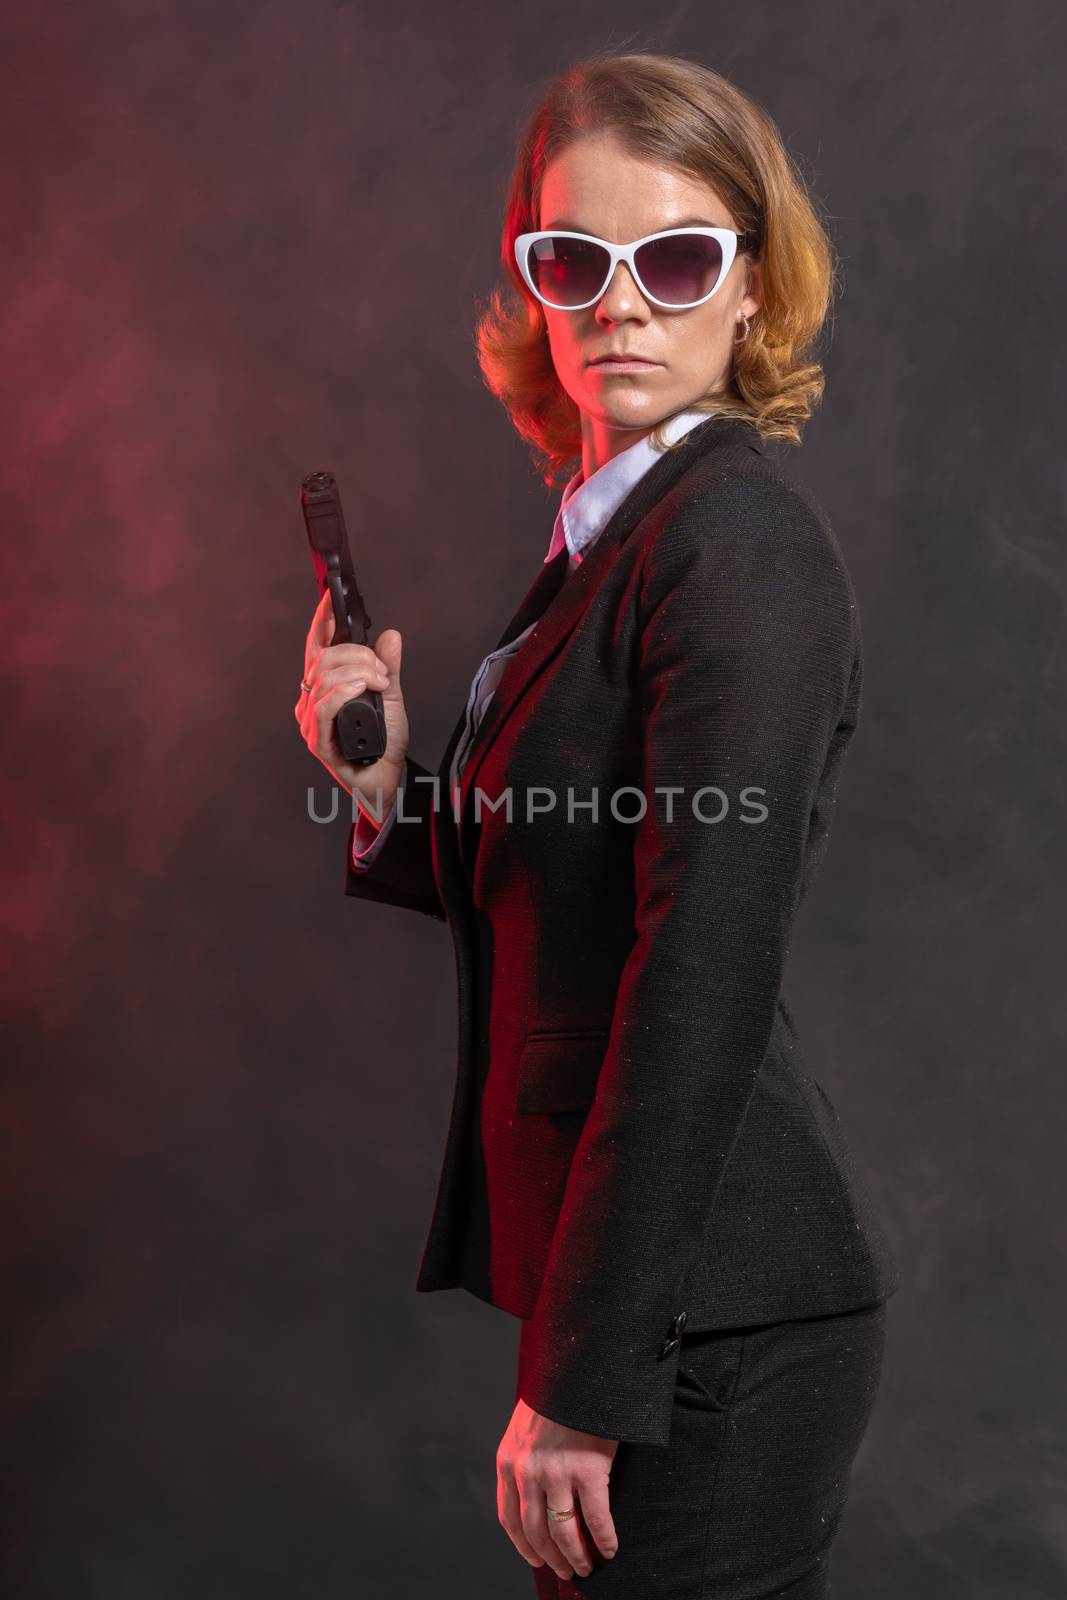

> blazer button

[
  {"left": 670, "top": 1311, "right": 687, "bottom": 1337},
  {"left": 657, "top": 1336, "right": 680, "bottom": 1360}
]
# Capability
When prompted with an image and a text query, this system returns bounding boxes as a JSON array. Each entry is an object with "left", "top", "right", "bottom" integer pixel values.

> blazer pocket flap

[{"left": 515, "top": 1030, "right": 610, "bottom": 1114}]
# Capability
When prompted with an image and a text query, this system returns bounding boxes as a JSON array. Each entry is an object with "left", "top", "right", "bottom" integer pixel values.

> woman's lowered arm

[{"left": 516, "top": 475, "right": 860, "bottom": 1447}]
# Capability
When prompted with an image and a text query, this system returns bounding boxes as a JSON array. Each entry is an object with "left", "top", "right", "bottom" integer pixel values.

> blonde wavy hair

[{"left": 474, "top": 48, "right": 839, "bottom": 487}]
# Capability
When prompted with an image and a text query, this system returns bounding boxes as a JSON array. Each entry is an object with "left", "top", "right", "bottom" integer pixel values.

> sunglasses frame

[{"left": 513, "top": 226, "right": 752, "bottom": 312}]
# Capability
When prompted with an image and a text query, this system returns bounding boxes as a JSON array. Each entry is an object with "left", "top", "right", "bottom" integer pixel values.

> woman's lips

[{"left": 589, "top": 358, "right": 663, "bottom": 372}]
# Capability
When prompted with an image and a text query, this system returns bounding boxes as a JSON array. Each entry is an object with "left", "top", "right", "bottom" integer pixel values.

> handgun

[{"left": 300, "top": 470, "right": 388, "bottom": 766}]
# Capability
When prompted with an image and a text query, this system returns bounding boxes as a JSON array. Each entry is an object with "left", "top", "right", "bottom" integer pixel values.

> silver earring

[{"left": 735, "top": 312, "right": 751, "bottom": 344}]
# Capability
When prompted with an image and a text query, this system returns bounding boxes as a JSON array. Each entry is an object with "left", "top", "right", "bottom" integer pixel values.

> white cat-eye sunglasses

[{"left": 513, "top": 226, "right": 755, "bottom": 312}]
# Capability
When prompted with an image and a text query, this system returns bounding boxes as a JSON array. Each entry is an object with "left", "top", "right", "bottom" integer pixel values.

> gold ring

[
  {"left": 546, "top": 1505, "right": 577, "bottom": 1522},
  {"left": 300, "top": 679, "right": 312, "bottom": 694}
]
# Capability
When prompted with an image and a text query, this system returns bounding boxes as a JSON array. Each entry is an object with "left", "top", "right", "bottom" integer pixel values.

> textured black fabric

[
  {"left": 343, "top": 752, "right": 446, "bottom": 921},
  {"left": 522, "top": 1300, "right": 889, "bottom": 1598},
  {"left": 342, "top": 414, "right": 901, "bottom": 1447}
]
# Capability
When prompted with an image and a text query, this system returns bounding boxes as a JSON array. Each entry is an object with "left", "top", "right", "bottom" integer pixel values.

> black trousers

[{"left": 520, "top": 1300, "right": 888, "bottom": 1599}]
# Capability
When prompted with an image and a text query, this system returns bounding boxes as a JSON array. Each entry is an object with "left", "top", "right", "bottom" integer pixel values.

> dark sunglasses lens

[
  {"left": 527, "top": 236, "right": 610, "bottom": 306},
  {"left": 634, "top": 233, "right": 723, "bottom": 305}
]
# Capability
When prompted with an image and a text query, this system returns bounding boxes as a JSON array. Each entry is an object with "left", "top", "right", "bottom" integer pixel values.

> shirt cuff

[{"left": 351, "top": 795, "right": 398, "bottom": 871}]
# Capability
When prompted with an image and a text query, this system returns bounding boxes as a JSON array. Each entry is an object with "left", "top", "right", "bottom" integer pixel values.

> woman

[{"left": 296, "top": 49, "right": 900, "bottom": 1600}]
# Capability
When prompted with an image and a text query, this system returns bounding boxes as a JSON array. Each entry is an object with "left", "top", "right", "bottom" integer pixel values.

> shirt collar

[{"left": 544, "top": 409, "right": 716, "bottom": 567}]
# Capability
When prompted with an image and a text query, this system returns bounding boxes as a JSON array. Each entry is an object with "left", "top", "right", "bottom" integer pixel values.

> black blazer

[{"left": 343, "top": 414, "right": 899, "bottom": 1446}]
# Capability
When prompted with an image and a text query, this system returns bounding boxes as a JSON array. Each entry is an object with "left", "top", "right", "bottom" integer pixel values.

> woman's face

[{"left": 535, "top": 132, "right": 761, "bottom": 450}]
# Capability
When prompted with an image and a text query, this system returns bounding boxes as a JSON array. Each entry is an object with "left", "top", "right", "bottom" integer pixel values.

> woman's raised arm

[{"left": 296, "top": 590, "right": 446, "bottom": 922}]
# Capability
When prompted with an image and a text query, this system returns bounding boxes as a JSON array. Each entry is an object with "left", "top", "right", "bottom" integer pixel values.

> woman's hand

[
  {"left": 496, "top": 1398, "right": 619, "bottom": 1579},
  {"left": 295, "top": 587, "right": 409, "bottom": 814}
]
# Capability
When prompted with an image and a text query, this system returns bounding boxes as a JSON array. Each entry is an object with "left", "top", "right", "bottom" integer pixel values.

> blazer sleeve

[
  {"left": 516, "top": 476, "right": 860, "bottom": 1446},
  {"left": 343, "top": 753, "right": 447, "bottom": 922}
]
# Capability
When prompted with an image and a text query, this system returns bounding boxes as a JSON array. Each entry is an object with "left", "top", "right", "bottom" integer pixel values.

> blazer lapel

[
  {"left": 436, "top": 544, "right": 571, "bottom": 798},
  {"left": 429, "top": 545, "right": 572, "bottom": 912},
  {"left": 456, "top": 414, "right": 760, "bottom": 832}
]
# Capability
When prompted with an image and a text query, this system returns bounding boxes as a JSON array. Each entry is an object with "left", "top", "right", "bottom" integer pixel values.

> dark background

[{"left": 2, "top": 2, "right": 1064, "bottom": 1594}]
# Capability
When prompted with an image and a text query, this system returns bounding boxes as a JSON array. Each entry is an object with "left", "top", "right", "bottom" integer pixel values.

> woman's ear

[{"left": 741, "top": 258, "right": 763, "bottom": 319}]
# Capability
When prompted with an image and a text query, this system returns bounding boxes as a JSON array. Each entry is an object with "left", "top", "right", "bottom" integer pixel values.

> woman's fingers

[
  {"left": 295, "top": 603, "right": 409, "bottom": 802},
  {"left": 299, "top": 591, "right": 329, "bottom": 695},
  {"left": 495, "top": 1403, "right": 619, "bottom": 1580},
  {"left": 313, "top": 586, "right": 335, "bottom": 650},
  {"left": 497, "top": 1466, "right": 548, "bottom": 1573},
  {"left": 301, "top": 589, "right": 336, "bottom": 684},
  {"left": 540, "top": 1476, "right": 598, "bottom": 1578},
  {"left": 302, "top": 642, "right": 389, "bottom": 700},
  {"left": 574, "top": 1468, "right": 618, "bottom": 1562},
  {"left": 311, "top": 650, "right": 389, "bottom": 697},
  {"left": 520, "top": 1468, "right": 617, "bottom": 1578},
  {"left": 296, "top": 655, "right": 381, "bottom": 731},
  {"left": 518, "top": 1478, "right": 581, "bottom": 1581}
]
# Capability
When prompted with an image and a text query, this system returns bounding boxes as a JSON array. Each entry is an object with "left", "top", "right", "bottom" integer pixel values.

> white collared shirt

[{"left": 352, "top": 408, "right": 713, "bottom": 867}]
